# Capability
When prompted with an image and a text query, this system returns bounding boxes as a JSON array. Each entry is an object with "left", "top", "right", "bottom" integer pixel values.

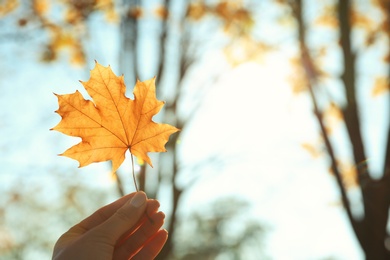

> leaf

[
  {"left": 0, "top": 0, "right": 19, "bottom": 17},
  {"left": 371, "top": 76, "right": 389, "bottom": 96},
  {"left": 52, "top": 61, "right": 179, "bottom": 173}
]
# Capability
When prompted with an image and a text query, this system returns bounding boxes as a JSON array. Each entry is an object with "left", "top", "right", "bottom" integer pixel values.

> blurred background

[{"left": 0, "top": 0, "right": 389, "bottom": 259}]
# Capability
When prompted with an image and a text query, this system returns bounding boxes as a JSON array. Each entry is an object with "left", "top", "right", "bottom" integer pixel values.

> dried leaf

[
  {"left": 33, "top": 0, "right": 49, "bottom": 16},
  {"left": 314, "top": 5, "right": 338, "bottom": 28},
  {"left": 0, "top": 0, "right": 18, "bottom": 17},
  {"left": 187, "top": 3, "right": 207, "bottom": 20},
  {"left": 301, "top": 142, "right": 322, "bottom": 158},
  {"left": 127, "top": 7, "right": 143, "bottom": 19},
  {"left": 288, "top": 57, "right": 308, "bottom": 94},
  {"left": 155, "top": 5, "right": 169, "bottom": 20},
  {"left": 52, "top": 61, "right": 179, "bottom": 172},
  {"left": 351, "top": 10, "right": 374, "bottom": 30},
  {"left": 329, "top": 160, "right": 358, "bottom": 188},
  {"left": 372, "top": 77, "right": 389, "bottom": 96}
]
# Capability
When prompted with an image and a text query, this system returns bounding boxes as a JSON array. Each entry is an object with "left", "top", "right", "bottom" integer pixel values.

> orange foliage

[
  {"left": 314, "top": 5, "right": 338, "bottom": 28},
  {"left": 186, "top": 1, "right": 253, "bottom": 34},
  {"left": 372, "top": 77, "right": 390, "bottom": 96},
  {"left": 155, "top": 5, "right": 169, "bottom": 20},
  {"left": 301, "top": 142, "right": 322, "bottom": 158},
  {"left": 323, "top": 102, "right": 343, "bottom": 134},
  {"left": 288, "top": 57, "right": 309, "bottom": 94},
  {"left": 223, "top": 36, "right": 268, "bottom": 66},
  {"left": 214, "top": 2, "right": 230, "bottom": 20},
  {"left": 186, "top": 2, "right": 207, "bottom": 20},
  {"left": 214, "top": 1, "right": 253, "bottom": 33},
  {"left": 52, "top": 61, "right": 179, "bottom": 172},
  {"left": 0, "top": 0, "right": 18, "bottom": 16},
  {"left": 127, "top": 7, "right": 143, "bottom": 19},
  {"left": 28, "top": 0, "right": 117, "bottom": 64},
  {"left": 330, "top": 160, "right": 359, "bottom": 188},
  {"left": 384, "top": 53, "right": 390, "bottom": 63},
  {"left": 42, "top": 27, "right": 85, "bottom": 65},
  {"left": 33, "top": 0, "right": 49, "bottom": 16},
  {"left": 351, "top": 10, "right": 374, "bottom": 30}
]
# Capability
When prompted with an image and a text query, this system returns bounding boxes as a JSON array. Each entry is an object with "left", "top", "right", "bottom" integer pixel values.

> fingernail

[{"left": 130, "top": 192, "right": 146, "bottom": 208}]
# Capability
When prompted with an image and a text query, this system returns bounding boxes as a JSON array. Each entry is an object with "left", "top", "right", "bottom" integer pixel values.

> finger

[
  {"left": 144, "top": 199, "right": 161, "bottom": 216},
  {"left": 113, "top": 211, "right": 165, "bottom": 259},
  {"left": 86, "top": 191, "right": 147, "bottom": 244},
  {"left": 71, "top": 192, "right": 137, "bottom": 234},
  {"left": 70, "top": 194, "right": 159, "bottom": 236},
  {"left": 116, "top": 199, "right": 161, "bottom": 245},
  {"left": 132, "top": 229, "right": 168, "bottom": 260}
]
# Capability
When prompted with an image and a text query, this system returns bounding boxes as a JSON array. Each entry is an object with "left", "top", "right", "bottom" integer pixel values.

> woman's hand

[{"left": 52, "top": 192, "right": 167, "bottom": 260}]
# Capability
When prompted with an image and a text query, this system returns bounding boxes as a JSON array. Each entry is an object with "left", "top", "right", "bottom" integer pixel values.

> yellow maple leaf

[{"left": 52, "top": 61, "right": 179, "bottom": 173}]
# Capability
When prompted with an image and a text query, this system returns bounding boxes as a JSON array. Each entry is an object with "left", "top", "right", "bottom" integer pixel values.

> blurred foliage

[
  {"left": 0, "top": 0, "right": 117, "bottom": 65},
  {"left": 0, "top": 0, "right": 267, "bottom": 66},
  {"left": 0, "top": 171, "right": 116, "bottom": 259},
  {"left": 283, "top": 0, "right": 389, "bottom": 190},
  {"left": 172, "top": 198, "right": 267, "bottom": 260},
  {"left": 0, "top": 173, "right": 267, "bottom": 259},
  {"left": 187, "top": 1, "right": 254, "bottom": 34}
]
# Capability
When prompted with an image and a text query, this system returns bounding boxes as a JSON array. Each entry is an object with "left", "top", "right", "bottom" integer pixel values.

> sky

[
  {"left": 176, "top": 56, "right": 365, "bottom": 259},
  {"left": 1, "top": 0, "right": 389, "bottom": 259}
]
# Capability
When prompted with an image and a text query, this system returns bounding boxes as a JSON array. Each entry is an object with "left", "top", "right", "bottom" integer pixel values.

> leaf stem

[
  {"left": 131, "top": 153, "right": 139, "bottom": 192},
  {"left": 130, "top": 154, "right": 153, "bottom": 223}
]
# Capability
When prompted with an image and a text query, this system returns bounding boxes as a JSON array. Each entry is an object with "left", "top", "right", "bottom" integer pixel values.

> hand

[{"left": 52, "top": 191, "right": 168, "bottom": 260}]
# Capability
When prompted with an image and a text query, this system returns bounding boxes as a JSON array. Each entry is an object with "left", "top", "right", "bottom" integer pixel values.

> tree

[{"left": 286, "top": 0, "right": 390, "bottom": 258}]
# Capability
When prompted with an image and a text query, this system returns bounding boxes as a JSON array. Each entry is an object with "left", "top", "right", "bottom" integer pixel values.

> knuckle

[{"left": 114, "top": 207, "right": 132, "bottom": 222}]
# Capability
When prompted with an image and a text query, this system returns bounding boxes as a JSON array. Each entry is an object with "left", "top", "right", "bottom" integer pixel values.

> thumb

[{"left": 89, "top": 192, "right": 147, "bottom": 244}]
